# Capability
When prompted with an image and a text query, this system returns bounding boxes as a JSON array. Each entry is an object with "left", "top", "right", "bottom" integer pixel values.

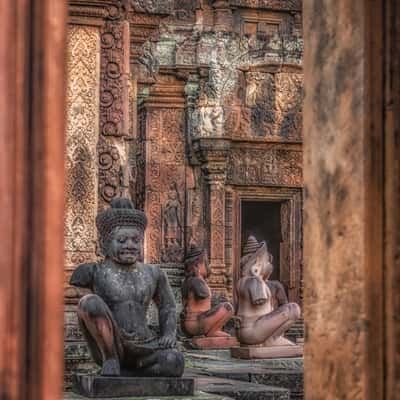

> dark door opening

[{"left": 241, "top": 201, "right": 282, "bottom": 281}]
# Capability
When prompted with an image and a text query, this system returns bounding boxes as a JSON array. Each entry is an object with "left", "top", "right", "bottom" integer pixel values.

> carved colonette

[
  {"left": 98, "top": 0, "right": 131, "bottom": 209},
  {"left": 193, "top": 138, "right": 231, "bottom": 298}
]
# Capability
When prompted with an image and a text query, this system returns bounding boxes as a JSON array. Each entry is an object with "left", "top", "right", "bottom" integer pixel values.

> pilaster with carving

[
  {"left": 98, "top": 0, "right": 131, "bottom": 210},
  {"left": 193, "top": 138, "right": 231, "bottom": 297},
  {"left": 138, "top": 73, "right": 186, "bottom": 263}
]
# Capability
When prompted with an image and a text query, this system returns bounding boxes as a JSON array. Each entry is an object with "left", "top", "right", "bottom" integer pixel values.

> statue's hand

[{"left": 158, "top": 334, "right": 176, "bottom": 349}]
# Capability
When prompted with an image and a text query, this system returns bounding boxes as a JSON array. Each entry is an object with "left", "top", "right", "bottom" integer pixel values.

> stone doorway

[
  {"left": 228, "top": 188, "right": 302, "bottom": 306},
  {"left": 241, "top": 200, "right": 283, "bottom": 283}
]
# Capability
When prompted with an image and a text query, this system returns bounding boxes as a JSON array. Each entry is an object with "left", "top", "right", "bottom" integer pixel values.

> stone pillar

[
  {"left": 193, "top": 138, "right": 230, "bottom": 297},
  {"left": 0, "top": 1, "right": 66, "bottom": 398},
  {"left": 303, "top": 1, "right": 385, "bottom": 398}
]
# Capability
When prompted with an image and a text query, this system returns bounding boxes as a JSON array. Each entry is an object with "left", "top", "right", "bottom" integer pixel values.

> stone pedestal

[
  {"left": 187, "top": 336, "right": 239, "bottom": 350},
  {"left": 65, "top": 391, "right": 233, "bottom": 400},
  {"left": 231, "top": 345, "right": 303, "bottom": 360},
  {"left": 72, "top": 375, "right": 194, "bottom": 398}
]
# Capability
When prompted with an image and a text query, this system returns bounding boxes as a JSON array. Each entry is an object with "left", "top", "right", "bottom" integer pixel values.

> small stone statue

[
  {"left": 70, "top": 198, "right": 184, "bottom": 377},
  {"left": 180, "top": 245, "right": 238, "bottom": 348},
  {"left": 233, "top": 236, "right": 302, "bottom": 358}
]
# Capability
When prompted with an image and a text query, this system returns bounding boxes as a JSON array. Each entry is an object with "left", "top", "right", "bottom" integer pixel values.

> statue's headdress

[
  {"left": 240, "top": 235, "right": 272, "bottom": 278},
  {"left": 242, "top": 235, "right": 265, "bottom": 256},
  {"left": 184, "top": 243, "right": 207, "bottom": 276},
  {"left": 96, "top": 197, "right": 147, "bottom": 254}
]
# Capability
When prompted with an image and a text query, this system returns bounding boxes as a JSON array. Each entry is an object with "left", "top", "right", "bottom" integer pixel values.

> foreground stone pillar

[
  {"left": 0, "top": 1, "right": 66, "bottom": 399},
  {"left": 303, "top": 1, "right": 385, "bottom": 399}
]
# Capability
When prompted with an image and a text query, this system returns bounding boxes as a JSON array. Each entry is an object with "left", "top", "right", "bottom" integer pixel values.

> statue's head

[
  {"left": 240, "top": 235, "right": 273, "bottom": 280},
  {"left": 184, "top": 244, "right": 210, "bottom": 278},
  {"left": 96, "top": 197, "right": 147, "bottom": 265}
]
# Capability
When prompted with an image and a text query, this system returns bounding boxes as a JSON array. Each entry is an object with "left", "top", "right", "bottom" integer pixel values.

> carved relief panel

[
  {"left": 227, "top": 146, "right": 302, "bottom": 187},
  {"left": 238, "top": 72, "right": 303, "bottom": 141},
  {"left": 65, "top": 25, "right": 100, "bottom": 301},
  {"left": 141, "top": 106, "right": 186, "bottom": 263}
]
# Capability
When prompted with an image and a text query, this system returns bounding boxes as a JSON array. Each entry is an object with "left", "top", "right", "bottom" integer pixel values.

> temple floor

[{"left": 64, "top": 350, "right": 303, "bottom": 400}]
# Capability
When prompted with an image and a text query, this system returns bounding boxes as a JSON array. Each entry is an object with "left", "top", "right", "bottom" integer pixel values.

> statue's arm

[
  {"left": 268, "top": 280, "right": 288, "bottom": 306},
  {"left": 69, "top": 262, "right": 96, "bottom": 290},
  {"left": 153, "top": 268, "right": 177, "bottom": 343},
  {"left": 247, "top": 276, "right": 268, "bottom": 305},
  {"left": 192, "top": 278, "right": 210, "bottom": 300}
]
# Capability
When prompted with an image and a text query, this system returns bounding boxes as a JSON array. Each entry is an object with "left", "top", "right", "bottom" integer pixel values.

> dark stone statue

[{"left": 70, "top": 198, "right": 184, "bottom": 377}]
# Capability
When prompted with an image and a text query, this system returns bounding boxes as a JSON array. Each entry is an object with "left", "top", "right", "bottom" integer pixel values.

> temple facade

[{"left": 64, "top": 0, "right": 303, "bottom": 385}]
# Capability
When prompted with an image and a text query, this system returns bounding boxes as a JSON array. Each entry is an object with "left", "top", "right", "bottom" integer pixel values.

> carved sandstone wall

[
  {"left": 63, "top": 0, "right": 304, "bottom": 386},
  {"left": 135, "top": 0, "right": 303, "bottom": 299}
]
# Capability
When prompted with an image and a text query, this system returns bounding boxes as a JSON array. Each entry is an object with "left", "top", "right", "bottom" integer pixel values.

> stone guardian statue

[
  {"left": 70, "top": 198, "right": 184, "bottom": 377},
  {"left": 232, "top": 235, "right": 303, "bottom": 359},
  {"left": 180, "top": 245, "right": 238, "bottom": 348}
]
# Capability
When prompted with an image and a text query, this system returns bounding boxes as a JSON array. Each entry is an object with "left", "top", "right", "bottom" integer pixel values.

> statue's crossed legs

[{"left": 77, "top": 294, "right": 184, "bottom": 377}]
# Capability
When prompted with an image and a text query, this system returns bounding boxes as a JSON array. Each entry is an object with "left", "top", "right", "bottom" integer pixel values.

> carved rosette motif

[
  {"left": 98, "top": 139, "right": 123, "bottom": 206},
  {"left": 65, "top": 26, "right": 100, "bottom": 294},
  {"left": 100, "top": 19, "right": 126, "bottom": 137},
  {"left": 98, "top": 1, "right": 131, "bottom": 209}
]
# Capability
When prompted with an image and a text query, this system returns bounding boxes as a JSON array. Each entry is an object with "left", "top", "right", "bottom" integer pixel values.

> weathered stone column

[
  {"left": 193, "top": 138, "right": 230, "bottom": 298},
  {"left": 303, "top": 1, "right": 385, "bottom": 399}
]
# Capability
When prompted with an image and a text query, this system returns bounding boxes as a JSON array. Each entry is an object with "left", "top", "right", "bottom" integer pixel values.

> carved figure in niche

[
  {"left": 164, "top": 185, "right": 181, "bottom": 245},
  {"left": 70, "top": 198, "right": 184, "bottom": 377},
  {"left": 181, "top": 245, "right": 238, "bottom": 348},
  {"left": 161, "top": 185, "right": 183, "bottom": 263},
  {"left": 234, "top": 236, "right": 302, "bottom": 357},
  {"left": 197, "top": 106, "right": 224, "bottom": 137}
]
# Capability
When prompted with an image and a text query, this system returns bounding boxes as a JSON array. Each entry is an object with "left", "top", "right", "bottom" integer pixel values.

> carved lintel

[
  {"left": 229, "top": 0, "right": 302, "bottom": 12},
  {"left": 192, "top": 138, "right": 230, "bottom": 181},
  {"left": 141, "top": 72, "right": 186, "bottom": 109},
  {"left": 68, "top": 0, "right": 112, "bottom": 26},
  {"left": 212, "top": 0, "right": 233, "bottom": 32}
]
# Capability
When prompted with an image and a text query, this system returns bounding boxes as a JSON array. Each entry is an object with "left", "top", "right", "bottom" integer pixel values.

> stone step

[
  {"left": 185, "top": 351, "right": 303, "bottom": 371},
  {"left": 193, "top": 375, "right": 290, "bottom": 400},
  {"left": 185, "top": 350, "right": 303, "bottom": 400},
  {"left": 64, "top": 391, "right": 233, "bottom": 400}
]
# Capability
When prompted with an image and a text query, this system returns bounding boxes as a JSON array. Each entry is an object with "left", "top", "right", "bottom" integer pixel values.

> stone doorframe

[{"left": 225, "top": 186, "right": 302, "bottom": 305}]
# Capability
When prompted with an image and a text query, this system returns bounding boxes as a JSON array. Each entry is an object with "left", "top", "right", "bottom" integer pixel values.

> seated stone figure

[
  {"left": 234, "top": 236, "right": 301, "bottom": 357},
  {"left": 180, "top": 245, "right": 237, "bottom": 348},
  {"left": 70, "top": 198, "right": 184, "bottom": 377}
]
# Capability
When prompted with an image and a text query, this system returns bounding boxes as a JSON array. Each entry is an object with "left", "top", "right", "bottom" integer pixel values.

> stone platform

[
  {"left": 185, "top": 336, "right": 239, "bottom": 350},
  {"left": 231, "top": 345, "right": 303, "bottom": 360},
  {"left": 185, "top": 350, "right": 304, "bottom": 400},
  {"left": 193, "top": 376, "right": 289, "bottom": 400},
  {"left": 65, "top": 391, "right": 233, "bottom": 400},
  {"left": 72, "top": 375, "right": 194, "bottom": 398}
]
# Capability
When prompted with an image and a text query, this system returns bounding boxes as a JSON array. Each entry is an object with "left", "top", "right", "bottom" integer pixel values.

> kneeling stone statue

[
  {"left": 70, "top": 198, "right": 184, "bottom": 377},
  {"left": 232, "top": 236, "right": 303, "bottom": 359}
]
